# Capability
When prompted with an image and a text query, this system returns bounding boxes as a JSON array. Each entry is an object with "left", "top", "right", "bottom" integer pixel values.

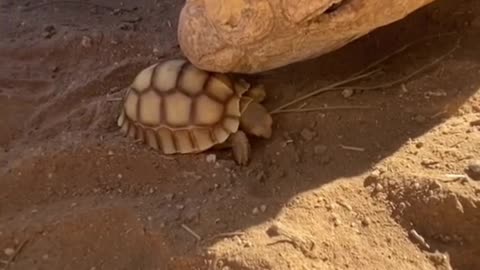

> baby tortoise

[{"left": 117, "top": 58, "right": 272, "bottom": 165}]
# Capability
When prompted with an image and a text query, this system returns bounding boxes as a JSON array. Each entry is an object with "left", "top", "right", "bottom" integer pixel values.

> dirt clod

[
  {"left": 300, "top": 128, "right": 316, "bottom": 141},
  {"left": 3, "top": 247, "right": 15, "bottom": 256}
]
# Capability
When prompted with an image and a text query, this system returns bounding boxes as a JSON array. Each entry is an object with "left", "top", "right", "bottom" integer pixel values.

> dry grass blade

[
  {"left": 350, "top": 32, "right": 457, "bottom": 78},
  {"left": 270, "top": 69, "right": 380, "bottom": 113},
  {"left": 270, "top": 32, "right": 458, "bottom": 115},
  {"left": 345, "top": 39, "right": 460, "bottom": 91},
  {"left": 271, "top": 105, "right": 374, "bottom": 115},
  {"left": 181, "top": 224, "right": 202, "bottom": 241},
  {"left": 5, "top": 239, "right": 29, "bottom": 269}
]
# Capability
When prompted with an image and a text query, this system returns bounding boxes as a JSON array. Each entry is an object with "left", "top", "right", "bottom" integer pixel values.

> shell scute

[
  {"left": 139, "top": 90, "right": 162, "bottom": 126},
  {"left": 164, "top": 92, "right": 193, "bottom": 126}
]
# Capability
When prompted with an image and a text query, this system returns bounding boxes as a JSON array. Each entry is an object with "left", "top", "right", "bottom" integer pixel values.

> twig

[
  {"left": 269, "top": 32, "right": 458, "bottom": 114},
  {"left": 409, "top": 229, "right": 431, "bottom": 250},
  {"left": 181, "top": 224, "right": 202, "bottom": 241},
  {"left": 271, "top": 105, "right": 373, "bottom": 115},
  {"left": 106, "top": 97, "right": 123, "bottom": 102},
  {"left": 341, "top": 39, "right": 460, "bottom": 92},
  {"left": 5, "top": 239, "right": 29, "bottom": 269},
  {"left": 270, "top": 69, "right": 380, "bottom": 113},
  {"left": 201, "top": 232, "right": 246, "bottom": 246},
  {"left": 340, "top": 144, "right": 365, "bottom": 152},
  {"left": 439, "top": 174, "right": 469, "bottom": 183},
  {"left": 21, "top": 1, "right": 133, "bottom": 13},
  {"left": 350, "top": 32, "right": 456, "bottom": 78}
]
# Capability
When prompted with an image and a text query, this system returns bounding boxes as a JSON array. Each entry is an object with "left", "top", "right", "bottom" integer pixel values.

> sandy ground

[{"left": 1, "top": 0, "right": 480, "bottom": 269}]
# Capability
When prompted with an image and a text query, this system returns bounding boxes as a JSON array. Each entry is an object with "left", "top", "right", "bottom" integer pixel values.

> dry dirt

[{"left": 1, "top": 0, "right": 480, "bottom": 269}]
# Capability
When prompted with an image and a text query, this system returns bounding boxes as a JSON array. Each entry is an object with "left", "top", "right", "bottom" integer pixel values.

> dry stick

[
  {"left": 272, "top": 105, "right": 373, "bottom": 114},
  {"left": 342, "top": 39, "right": 460, "bottom": 92},
  {"left": 21, "top": 1, "right": 125, "bottom": 12},
  {"left": 181, "top": 224, "right": 202, "bottom": 241},
  {"left": 270, "top": 68, "right": 380, "bottom": 114},
  {"left": 5, "top": 239, "right": 29, "bottom": 269},
  {"left": 350, "top": 31, "right": 456, "bottom": 78},
  {"left": 270, "top": 32, "right": 458, "bottom": 114}
]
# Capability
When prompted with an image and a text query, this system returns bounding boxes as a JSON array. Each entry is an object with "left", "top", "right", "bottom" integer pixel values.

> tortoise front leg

[
  {"left": 230, "top": 131, "right": 251, "bottom": 165},
  {"left": 210, "top": 131, "right": 251, "bottom": 165}
]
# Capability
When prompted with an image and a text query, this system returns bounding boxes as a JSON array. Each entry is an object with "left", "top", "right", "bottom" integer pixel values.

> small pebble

[
  {"left": 165, "top": 193, "right": 174, "bottom": 201},
  {"left": 206, "top": 154, "right": 216, "bottom": 163},
  {"left": 467, "top": 160, "right": 480, "bottom": 180},
  {"left": 42, "top": 25, "right": 56, "bottom": 38},
  {"left": 341, "top": 88, "right": 355, "bottom": 98},
  {"left": 81, "top": 36, "right": 93, "bottom": 48},
  {"left": 4, "top": 247, "right": 15, "bottom": 256},
  {"left": 333, "top": 217, "right": 342, "bottom": 227},
  {"left": 260, "top": 205, "right": 267, "bottom": 212},
  {"left": 300, "top": 128, "right": 316, "bottom": 141},
  {"left": 414, "top": 115, "right": 427, "bottom": 123},
  {"left": 252, "top": 207, "right": 259, "bottom": 215},
  {"left": 374, "top": 183, "right": 384, "bottom": 192},
  {"left": 314, "top": 145, "right": 327, "bottom": 155},
  {"left": 42, "top": 254, "right": 49, "bottom": 260},
  {"left": 361, "top": 217, "right": 371, "bottom": 226}
]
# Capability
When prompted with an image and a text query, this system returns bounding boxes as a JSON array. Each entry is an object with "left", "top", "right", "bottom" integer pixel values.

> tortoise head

[{"left": 239, "top": 98, "right": 272, "bottom": 139}]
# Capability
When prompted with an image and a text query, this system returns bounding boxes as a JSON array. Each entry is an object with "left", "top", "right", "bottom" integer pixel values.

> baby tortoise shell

[{"left": 117, "top": 58, "right": 272, "bottom": 165}]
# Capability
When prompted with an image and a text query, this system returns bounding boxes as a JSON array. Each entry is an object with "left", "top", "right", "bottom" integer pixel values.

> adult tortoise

[
  {"left": 117, "top": 59, "right": 272, "bottom": 165},
  {"left": 178, "top": 0, "right": 437, "bottom": 74}
]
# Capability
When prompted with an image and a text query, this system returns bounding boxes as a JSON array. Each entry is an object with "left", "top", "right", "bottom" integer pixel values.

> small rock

[
  {"left": 333, "top": 216, "right": 341, "bottom": 227},
  {"left": 314, "top": 144, "right": 328, "bottom": 155},
  {"left": 414, "top": 115, "right": 427, "bottom": 123},
  {"left": 118, "top": 22, "right": 134, "bottom": 31},
  {"left": 260, "top": 205, "right": 267, "bottom": 212},
  {"left": 81, "top": 36, "right": 93, "bottom": 48},
  {"left": 415, "top": 141, "right": 424, "bottom": 148},
  {"left": 4, "top": 247, "right": 15, "bottom": 256},
  {"left": 374, "top": 183, "right": 384, "bottom": 192},
  {"left": 361, "top": 217, "right": 371, "bottom": 226},
  {"left": 206, "top": 154, "right": 216, "bottom": 163},
  {"left": 184, "top": 208, "right": 200, "bottom": 222},
  {"left": 341, "top": 88, "right": 355, "bottom": 98},
  {"left": 300, "top": 128, "right": 316, "bottom": 141},
  {"left": 252, "top": 207, "right": 259, "bottom": 215},
  {"left": 42, "top": 25, "right": 56, "bottom": 38},
  {"left": 470, "top": 119, "right": 480, "bottom": 127},
  {"left": 165, "top": 193, "right": 174, "bottom": 201},
  {"left": 466, "top": 160, "right": 480, "bottom": 180},
  {"left": 50, "top": 66, "right": 60, "bottom": 73}
]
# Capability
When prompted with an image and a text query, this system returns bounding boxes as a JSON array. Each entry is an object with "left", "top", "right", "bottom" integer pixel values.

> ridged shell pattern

[{"left": 117, "top": 59, "right": 244, "bottom": 154}]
